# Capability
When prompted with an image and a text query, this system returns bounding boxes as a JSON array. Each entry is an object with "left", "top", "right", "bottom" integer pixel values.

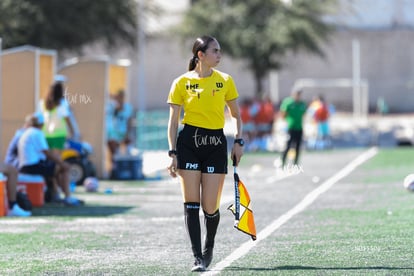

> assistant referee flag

[{"left": 228, "top": 161, "right": 257, "bottom": 241}]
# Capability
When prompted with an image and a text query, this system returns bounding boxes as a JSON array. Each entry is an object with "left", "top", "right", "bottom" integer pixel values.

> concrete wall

[
  {"left": 127, "top": 36, "right": 256, "bottom": 111},
  {"left": 126, "top": 29, "right": 414, "bottom": 113}
]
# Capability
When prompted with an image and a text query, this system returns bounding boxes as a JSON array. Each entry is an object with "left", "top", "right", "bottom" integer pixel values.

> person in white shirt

[{"left": 18, "top": 112, "right": 84, "bottom": 206}]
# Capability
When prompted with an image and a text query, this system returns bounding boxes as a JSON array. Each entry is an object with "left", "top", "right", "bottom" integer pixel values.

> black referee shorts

[{"left": 176, "top": 124, "right": 228, "bottom": 174}]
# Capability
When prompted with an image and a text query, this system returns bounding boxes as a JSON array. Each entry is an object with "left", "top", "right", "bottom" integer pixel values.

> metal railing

[{"left": 135, "top": 110, "right": 169, "bottom": 150}]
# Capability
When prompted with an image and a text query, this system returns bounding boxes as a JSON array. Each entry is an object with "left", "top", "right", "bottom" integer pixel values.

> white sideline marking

[{"left": 204, "top": 147, "right": 378, "bottom": 275}]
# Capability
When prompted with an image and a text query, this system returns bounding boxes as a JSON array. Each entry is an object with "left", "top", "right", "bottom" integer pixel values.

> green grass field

[
  {"left": 1, "top": 148, "right": 414, "bottom": 275},
  {"left": 236, "top": 149, "right": 414, "bottom": 275}
]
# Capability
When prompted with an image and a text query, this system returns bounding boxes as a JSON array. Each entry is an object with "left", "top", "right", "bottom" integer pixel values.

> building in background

[{"left": 76, "top": 0, "right": 414, "bottom": 113}]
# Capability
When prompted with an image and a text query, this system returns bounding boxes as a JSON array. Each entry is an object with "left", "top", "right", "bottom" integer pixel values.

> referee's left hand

[{"left": 231, "top": 144, "right": 243, "bottom": 166}]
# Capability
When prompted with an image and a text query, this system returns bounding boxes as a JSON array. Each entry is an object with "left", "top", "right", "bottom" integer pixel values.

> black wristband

[
  {"left": 234, "top": 138, "right": 245, "bottom": 146},
  {"left": 168, "top": 150, "right": 177, "bottom": 157}
]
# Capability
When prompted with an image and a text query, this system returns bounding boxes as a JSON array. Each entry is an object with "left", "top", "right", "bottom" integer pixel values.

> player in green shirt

[{"left": 279, "top": 90, "right": 307, "bottom": 167}]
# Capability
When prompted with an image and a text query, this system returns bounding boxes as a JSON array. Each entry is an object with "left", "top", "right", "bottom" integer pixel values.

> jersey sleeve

[
  {"left": 280, "top": 98, "right": 289, "bottom": 112},
  {"left": 167, "top": 78, "right": 184, "bottom": 105},
  {"left": 225, "top": 76, "right": 239, "bottom": 101}
]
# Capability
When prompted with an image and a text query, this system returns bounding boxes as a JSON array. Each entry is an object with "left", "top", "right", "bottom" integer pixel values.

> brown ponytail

[
  {"left": 188, "top": 56, "right": 198, "bottom": 71},
  {"left": 187, "top": 35, "right": 217, "bottom": 71}
]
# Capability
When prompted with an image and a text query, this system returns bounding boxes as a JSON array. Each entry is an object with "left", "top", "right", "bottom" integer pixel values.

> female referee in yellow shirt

[{"left": 167, "top": 35, "right": 244, "bottom": 272}]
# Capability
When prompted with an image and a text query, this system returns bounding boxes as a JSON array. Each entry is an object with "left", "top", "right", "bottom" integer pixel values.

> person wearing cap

[
  {"left": 5, "top": 114, "right": 56, "bottom": 203},
  {"left": 4, "top": 114, "right": 33, "bottom": 169},
  {"left": 279, "top": 89, "right": 308, "bottom": 167},
  {"left": 17, "top": 112, "right": 84, "bottom": 206},
  {"left": 3, "top": 115, "right": 36, "bottom": 216}
]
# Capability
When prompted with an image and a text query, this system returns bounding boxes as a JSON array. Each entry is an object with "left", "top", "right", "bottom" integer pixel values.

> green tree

[
  {"left": 0, "top": 0, "right": 139, "bottom": 52},
  {"left": 178, "top": 0, "right": 338, "bottom": 96}
]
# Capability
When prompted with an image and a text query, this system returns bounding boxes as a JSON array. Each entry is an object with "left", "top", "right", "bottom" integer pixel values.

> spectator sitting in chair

[
  {"left": 4, "top": 114, "right": 32, "bottom": 169},
  {"left": 0, "top": 163, "right": 32, "bottom": 217},
  {"left": 5, "top": 114, "right": 57, "bottom": 203},
  {"left": 17, "top": 112, "right": 84, "bottom": 206}
]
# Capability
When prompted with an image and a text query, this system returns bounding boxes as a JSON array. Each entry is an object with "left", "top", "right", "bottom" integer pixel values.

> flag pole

[{"left": 233, "top": 157, "right": 240, "bottom": 221}]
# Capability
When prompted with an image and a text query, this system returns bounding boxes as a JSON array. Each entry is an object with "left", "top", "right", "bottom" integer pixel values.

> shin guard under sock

[
  {"left": 184, "top": 202, "right": 202, "bottom": 258},
  {"left": 204, "top": 209, "right": 220, "bottom": 249}
]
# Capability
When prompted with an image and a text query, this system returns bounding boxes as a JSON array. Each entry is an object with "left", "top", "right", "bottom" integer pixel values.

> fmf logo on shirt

[
  {"left": 186, "top": 83, "right": 199, "bottom": 90},
  {"left": 185, "top": 83, "right": 222, "bottom": 89},
  {"left": 186, "top": 163, "right": 199, "bottom": 170}
]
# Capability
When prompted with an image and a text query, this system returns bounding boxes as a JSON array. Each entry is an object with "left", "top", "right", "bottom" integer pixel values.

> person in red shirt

[
  {"left": 240, "top": 98, "right": 256, "bottom": 143},
  {"left": 309, "top": 95, "right": 331, "bottom": 149},
  {"left": 253, "top": 96, "right": 276, "bottom": 151}
]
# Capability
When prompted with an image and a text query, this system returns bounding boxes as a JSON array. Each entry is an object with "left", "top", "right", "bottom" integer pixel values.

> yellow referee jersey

[{"left": 167, "top": 69, "right": 239, "bottom": 129}]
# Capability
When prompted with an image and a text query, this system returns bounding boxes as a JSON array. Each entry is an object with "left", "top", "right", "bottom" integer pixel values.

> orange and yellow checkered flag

[{"left": 228, "top": 164, "right": 257, "bottom": 241}]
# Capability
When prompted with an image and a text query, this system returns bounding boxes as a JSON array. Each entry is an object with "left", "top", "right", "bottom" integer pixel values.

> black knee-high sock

[
  {"left": 184, "top": 202, "right": 202, "bottom": 258},
  {"left": 204, "top": 209, "right": 220, "bottom": 249}
]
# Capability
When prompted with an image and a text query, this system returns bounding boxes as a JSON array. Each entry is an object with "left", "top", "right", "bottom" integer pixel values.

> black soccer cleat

[
  {"left": 191, "top": 256, "right": 206, "bottom": 272},
  {"left": 202, "top": 247, "right": 213, "bottom": 268}
]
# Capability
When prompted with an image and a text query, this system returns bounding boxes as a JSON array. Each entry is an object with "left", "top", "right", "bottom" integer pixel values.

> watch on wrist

[
  {"left": 168, "top": 150, "right": 177, "bottom": 157},
  {"left": 234, "top": 138, "right": 245, "bottom": 146}
]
